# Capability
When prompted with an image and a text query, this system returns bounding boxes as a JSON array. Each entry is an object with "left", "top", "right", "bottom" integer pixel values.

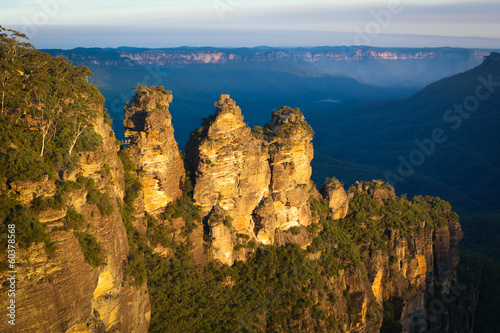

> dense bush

[
  {"left": 86, "top": 188, "right": 114, "bottom": 217},
  {"left": 74, "top": 231, "right": 106, "bottom": 267},
  {"left": 160, "top": 176, "right": 200, "bottom": 237},
  {"left": 63, "top": 206, "right": 86, "bottom": 230},
  {"left": 147, "top": 244, "right": 326, "bottom": 333},
  {"left": 117, "top": 148, "right": 150, "bottom": 286},
  {"left": 0, "top": 194, "right": 50, "bottom": 250}
]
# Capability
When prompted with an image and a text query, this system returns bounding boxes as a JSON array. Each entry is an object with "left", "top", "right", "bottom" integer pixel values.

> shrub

[
  {"left": 63, "top": 206, "right": 86, "bottom": 230},
  {"left": 87, "top": 188, "right": 114, "bottom": 217},
  {"left": 0, "top": 148, "right": 53, "bottom": 182},
  {"left": 289, "top": 226, "right": 301, "bottom": 235},
  {"left": 0, "top": 194, "right": 46, "bottom": 248},
  {"left": 74, "top": 231, "right": 106, "bottom": 266}
]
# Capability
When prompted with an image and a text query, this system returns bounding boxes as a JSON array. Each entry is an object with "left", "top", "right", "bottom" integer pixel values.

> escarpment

[
  {"left": 0, "top": 96, "right": 150, "bottom": 332},
  {"left": 177, "top": 95, "right": 469, "bottom": 331}
]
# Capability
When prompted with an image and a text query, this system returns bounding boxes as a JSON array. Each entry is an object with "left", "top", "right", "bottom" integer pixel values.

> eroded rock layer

[
  {"left": 124, "top": 87, "right": 185, "bottom": 215},
  {"left": 185, "top": 97, "right": 321, "bottom": 264}
]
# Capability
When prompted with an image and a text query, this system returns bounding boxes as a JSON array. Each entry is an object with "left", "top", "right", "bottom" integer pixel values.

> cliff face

[
  {"left": 185, "top": 96, "right": 318, "bottom": 264},
  {"left": 123, "top": 86, "right": 184, "bottom": 216},
  {"left": 111, "top": 48, "right": 489, "bottom": 67},
  {"left": 185, "top": 95, "right": 271, "bottom": 263},
  {"left": 1, "top": 31, "right": 474, "bottom": 333},
  {"left": 0, "top": 104, "right": 150, "bottom": 333},
  {"left": 345, "top": 182, "right": 465, "bottom": 333}
]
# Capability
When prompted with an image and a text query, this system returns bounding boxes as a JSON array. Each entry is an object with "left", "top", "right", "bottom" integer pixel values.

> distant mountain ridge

[
  {"left": 45, "top": 45, "right": 495, "bottom": 87},
  {"left": 41, "top": 45, "right": 496, "bottom": 149}
]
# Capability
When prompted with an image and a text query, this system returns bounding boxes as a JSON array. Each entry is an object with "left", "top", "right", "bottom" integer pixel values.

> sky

[{"left": 1, "top": 0, "right": 500, "bottom": 49}]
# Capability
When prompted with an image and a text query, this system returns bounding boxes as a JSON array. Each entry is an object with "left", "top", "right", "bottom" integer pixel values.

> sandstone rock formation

[
  {"left": 185, "top": 95, "right": 273, "bottom": 264},
  {"left": 266, "top": 106, "right": 317, "bottom": 230},
  {"left": 185, "top": 96, "right": 319, "bottom": 264},
  {"left": 353, "top": 180, "right": 396, "bottom": 205},
  {"left": 185, "top": 94, "right": 270, "bottom": 233},
  {"left": 1, "top": 88, "right": 472, "bottom": 333},
  {"left": 124, "top": 86, "right": 185, "bottom": 215},
  {"left": 321, "top": 177, "right": 349, "bottom": 219}
]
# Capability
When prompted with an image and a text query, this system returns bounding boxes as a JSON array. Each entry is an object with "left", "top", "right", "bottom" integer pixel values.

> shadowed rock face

[{"left": 124, "top": 87, "right": 185, "bottom": 215}]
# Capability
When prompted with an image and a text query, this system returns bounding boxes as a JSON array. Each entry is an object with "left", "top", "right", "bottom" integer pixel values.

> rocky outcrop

[
  {"left": 353, "top": 180, "right": 396, "bottom": 205},
  {"left": 184, "top": 95, "right": 271, "bottom": 264},
  {"left": 185, "top": 94, "right": 270, "bottom": 232},
  {"left": 344, "top": 181, "right": 466, "bottom": 333},
  {"left": 185, "top": 96, "right": 319, "bottom": 265},
  {"left": 124, "top": 86, "right": 185, "bottom": 215},
  {"left": 8, "top": 175, "right": 57, "bottom": 205},
  {"left": 266, "top": 106, "right": 317, "bottom": 230},
  {"left": 321, "top": 177, "right": 349, "bottom": 219}
]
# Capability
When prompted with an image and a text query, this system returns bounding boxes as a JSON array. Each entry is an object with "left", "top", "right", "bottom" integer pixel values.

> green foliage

[
  {"left": 0, "top": 194, "right": 47, "bottom": 248},
  {"left": 160, "top": 176, "right": 200, "bottom": 237},
  {"left": 380, "top": 301, "right": 402, "bottom": 333},
  {"left": 31, "top": 193, "right": 63, "bottom": 211},
  {"left": 0, "top": 147, "right": 53, "bottom": 182},
  {"left": 44, "top": 237, "right": 57, "bottom": 258},
  {"left": 289, "top": 226, "right": 301, "bottom": 235},
  {"left": 458, "top": 252, "right": 500, "bottom": 333},
  {"left": 63, "top": 206, "right": 86, "bottom": 230},
  {"left": 116, "top": 149, "right": 149, "bottom": 286},
  {"left": 308, "top": 196, "right": 363, "bottom": 275},
  {"left": 330, "top": 189, "right": 458, "bottom": 254},
  {"left": 74, "top": 231, "right": 106, "bottom": 267},
  {"left": 310, "top": 196, "right": 329, "bottom": 218},
  {"left": 308, "top": 216, "right": 363, "bottom": 276},
  {"left": 146, "top": 212, "right": 175, "bottom": 248},
  {"left": 134, "top": 85, "right": 171, "bottom": 95},
  {"left": 265, "top": 106, "right": 314, "bottom": 139},
  {"left": 0, "top": 26, "right": 105, "bottom": 183},
  {"left": 103, "top": 108, "right": 113, "bottom": 125},
  {"left": 147, "top": 244, "right": 327, "bottom": 333},
  {"left": 118, "top": 149, "right": 136, "bottom": 173},
  {"left": 222, "top": 215, "right": 233, "bottom": 228},
  {"left": 86, "top": 187, "right": 114, "bottom": 217},
  {"left": 234, "top": 233, "right": 255, "bottom": 251}
]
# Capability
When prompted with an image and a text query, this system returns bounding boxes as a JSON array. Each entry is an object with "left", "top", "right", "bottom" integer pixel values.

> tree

[{"left": 0, "top": 26, "right": 33, "bottom": 62}]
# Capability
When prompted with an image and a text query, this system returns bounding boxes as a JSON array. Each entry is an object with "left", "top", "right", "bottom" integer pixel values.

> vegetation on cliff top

[
  {"left": 0, "top": 26, "right": 106, "bottom": 183},
  {"left": 0, "top": 28, "right": 109, "bottom": 265},
  {"left": 141, "top": 180, "right": 460, "bottom": 332}
]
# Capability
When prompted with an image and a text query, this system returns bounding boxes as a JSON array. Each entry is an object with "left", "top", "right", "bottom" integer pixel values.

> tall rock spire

[
  {"left": 124, "top": 86, "right": 185, "bottom": 215},
  {"left": 185, "top": 96, "right": 318, "bottom": 264}
]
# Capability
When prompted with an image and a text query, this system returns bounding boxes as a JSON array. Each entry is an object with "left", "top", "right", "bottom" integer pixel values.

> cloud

[{"left": 2, "top": 0, "right": 499, "bottom": 48}]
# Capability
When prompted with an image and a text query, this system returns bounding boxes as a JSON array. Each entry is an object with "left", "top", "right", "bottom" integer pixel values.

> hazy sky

[{"left": 2, "top": 0, "right": 500, "bottom": 49}]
